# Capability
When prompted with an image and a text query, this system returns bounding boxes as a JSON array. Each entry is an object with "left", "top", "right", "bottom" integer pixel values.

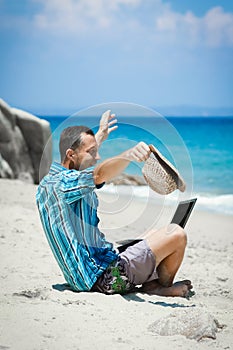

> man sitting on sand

[{"left": 36, "top": 110, "right": 194, "bottom": 298}]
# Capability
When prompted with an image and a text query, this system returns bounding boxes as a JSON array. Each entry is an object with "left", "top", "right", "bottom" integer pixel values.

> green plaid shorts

[{"left": 91, "top": 257, "right": 134, "bottom": 295}]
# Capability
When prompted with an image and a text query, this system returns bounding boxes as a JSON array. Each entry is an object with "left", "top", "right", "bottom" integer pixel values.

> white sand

[{"left": 0, "top": 179, "right": 233, "bottom": 350}]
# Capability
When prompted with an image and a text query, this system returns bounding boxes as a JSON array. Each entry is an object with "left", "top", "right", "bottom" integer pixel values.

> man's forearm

[
  {"left": 94, "top": 142, "right": 150, "bottom": 185},
  {"left": 94, "top": 151, "right": 130, "bottom": 185},
  {"left": 95, "top": 130, "right": 105, "bottom": 148}
]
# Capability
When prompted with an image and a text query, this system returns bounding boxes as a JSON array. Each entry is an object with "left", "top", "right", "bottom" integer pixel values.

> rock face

[
  {"left": 0, "top": 153, "right": 14, "bottom": 179},
  {"left": 0, "top": 99, "right": 52, "bottom": 184},
  {"left": 107, "top": 173, "right": 146, "bottom": 186}
]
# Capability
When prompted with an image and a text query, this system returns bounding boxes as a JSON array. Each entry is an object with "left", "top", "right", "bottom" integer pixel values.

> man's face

[{"left": 71, "top": 133, "right": 100, "bottom": 170}]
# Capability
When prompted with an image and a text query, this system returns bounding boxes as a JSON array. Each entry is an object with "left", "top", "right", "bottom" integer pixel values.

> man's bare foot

[
  {"left": 167, "top": 280, "right": 195, "bottom": 299},
  {"left": 137, "top": 279, "right": 195, "bottom": 299}
]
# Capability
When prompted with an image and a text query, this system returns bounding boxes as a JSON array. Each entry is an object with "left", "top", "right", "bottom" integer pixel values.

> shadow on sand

[{"left": 52, "top": 283, "right": 196, "bottom": 308}]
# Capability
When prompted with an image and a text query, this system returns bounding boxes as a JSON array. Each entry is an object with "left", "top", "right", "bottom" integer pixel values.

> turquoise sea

[{"left": 42, "top": 113, "right": 233, "bottom": 215}]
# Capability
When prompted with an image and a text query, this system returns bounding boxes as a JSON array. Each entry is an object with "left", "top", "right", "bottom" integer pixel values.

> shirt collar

[{"left": 49, "top": 161, "right": 67, "bottom": 175}]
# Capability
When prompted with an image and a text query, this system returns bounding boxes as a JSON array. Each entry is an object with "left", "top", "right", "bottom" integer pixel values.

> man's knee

[{"left": 167, "top": 224, "right": 187, "bottom": 246}]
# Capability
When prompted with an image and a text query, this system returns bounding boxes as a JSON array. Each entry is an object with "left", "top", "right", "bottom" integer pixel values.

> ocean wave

[
  {"left": 195, "top": 193, "right": 233, "bottom": 215},
  {"left": 99, "top": 184, "right": 233, "bottom": 215}
]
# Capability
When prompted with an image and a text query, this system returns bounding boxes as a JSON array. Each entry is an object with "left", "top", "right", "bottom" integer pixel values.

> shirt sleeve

[{"left": 59, "top": 167, "right": 96, "bottom": 204}]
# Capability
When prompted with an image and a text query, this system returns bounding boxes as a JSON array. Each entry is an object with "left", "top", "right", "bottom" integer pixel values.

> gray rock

[
  {"left": 0, "top": 154, "right": 14, "bottom": 179},
  {"left": 0, "top": 100, "right": 34, "bottom": 179},
  {"left": 0, "top": 99, "right": 52, "bottom": 184},
  {"left": 107, "top": 173, "right": 146, "bottom": 186},
  {"left": 148, "top": 308, "right": 224, "bottom": 341},
  {"left": 0, "top": 98, "right": 16, "bottom": 128},
  {"left": 0, "top": 111, "right": 12, "bottom": 143},
  {"left": 12, "top": 107, "right": 52, "bottom": 183},
  {"left": 18, "top": 172, "right": 34, "bottom": 184},
  {"left": 0, "top": 124, "right": 34, "bottom": 178}
]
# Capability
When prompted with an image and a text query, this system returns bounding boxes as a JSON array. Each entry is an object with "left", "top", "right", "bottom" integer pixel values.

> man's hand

[
  {"left": 125, "top": 142, "right": 150, "bottom": 162},
  {"left": 95, "top": 110, "right": 118, "bottom": 147}
]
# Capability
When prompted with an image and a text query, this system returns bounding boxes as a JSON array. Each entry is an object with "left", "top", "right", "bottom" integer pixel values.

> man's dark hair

[{"left": 59, "top": 126, "right": 94, "bottom": 162}]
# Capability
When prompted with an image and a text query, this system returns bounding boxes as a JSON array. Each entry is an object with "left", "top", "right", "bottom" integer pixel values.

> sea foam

[{"left": 99, "top": 184, "right": 233, "bottom": 216}]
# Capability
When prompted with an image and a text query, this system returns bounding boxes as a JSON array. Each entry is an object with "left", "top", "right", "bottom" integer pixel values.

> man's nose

[{"left": 95, "top": 152, "right": 101, "bottom": 160}]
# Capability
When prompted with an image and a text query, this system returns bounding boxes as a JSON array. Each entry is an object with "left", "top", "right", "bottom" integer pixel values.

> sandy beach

[{"left": 0, "top": 178, "right": 233, "bottom": 350}]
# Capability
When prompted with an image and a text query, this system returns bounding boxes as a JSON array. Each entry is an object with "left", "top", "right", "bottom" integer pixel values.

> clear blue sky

[{"left": 0, "top": 0, "right": 232, "bottom": 115}]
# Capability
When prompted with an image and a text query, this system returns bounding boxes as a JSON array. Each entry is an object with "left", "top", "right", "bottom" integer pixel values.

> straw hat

[{"left": 142, "top": 144, "right": 186, "bottom": 195}]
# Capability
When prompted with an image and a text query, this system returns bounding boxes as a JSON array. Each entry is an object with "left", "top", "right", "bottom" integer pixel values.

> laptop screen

[{"left": 170, "top": 198, "right": 197, "bottom": 228}]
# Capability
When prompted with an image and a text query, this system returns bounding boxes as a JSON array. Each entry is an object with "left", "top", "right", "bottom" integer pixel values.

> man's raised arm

[{"left": 94, "top": 142, "right": 150, "bottom": 185}]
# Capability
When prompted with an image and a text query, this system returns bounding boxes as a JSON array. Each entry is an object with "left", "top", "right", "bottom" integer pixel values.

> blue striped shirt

[{"left": 36, "top": 162, "right": 118, "bottom": 291}]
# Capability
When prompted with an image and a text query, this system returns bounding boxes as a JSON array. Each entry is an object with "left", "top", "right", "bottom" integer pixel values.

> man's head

[{"left": 59, "top": 126, "right": 100, "bottom": 170}]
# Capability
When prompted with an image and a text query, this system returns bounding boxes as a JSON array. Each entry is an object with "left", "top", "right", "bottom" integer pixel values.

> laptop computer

[
  {"left": 117, "top": 198, "right": 197, "bottom": 253},
  {"left": 170, "top": 198, "right": 197, "bottom": 228}
]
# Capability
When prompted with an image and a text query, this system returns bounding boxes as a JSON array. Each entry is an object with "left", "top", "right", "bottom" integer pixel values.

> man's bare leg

[{"left": 138, "top": 224, "right": 194, "bottom": 298}]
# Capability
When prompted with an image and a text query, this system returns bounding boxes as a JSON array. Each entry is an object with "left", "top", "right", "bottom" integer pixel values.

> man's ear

[{"left": 66, "top": 148, "right": 74, "bottom": 160}]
